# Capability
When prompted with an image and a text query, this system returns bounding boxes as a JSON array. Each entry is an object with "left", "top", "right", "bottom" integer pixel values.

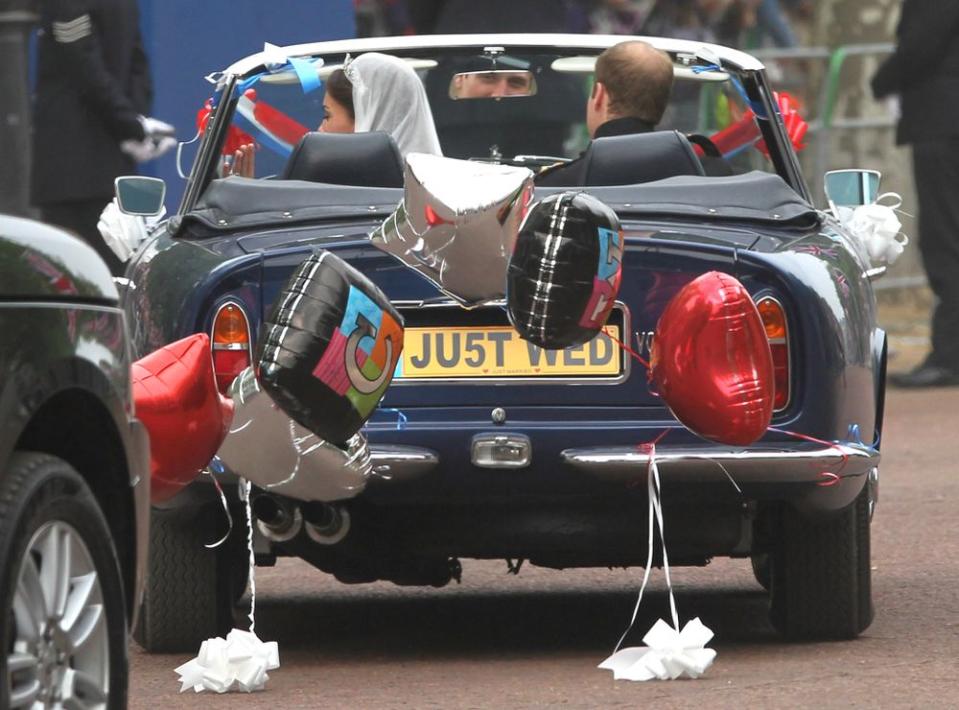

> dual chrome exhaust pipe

[{"left": 252, "top": 495, "right": 349, "bottom": 545}]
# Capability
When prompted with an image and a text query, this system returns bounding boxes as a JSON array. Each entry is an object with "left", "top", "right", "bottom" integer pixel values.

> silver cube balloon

[
  {"left": 370, "top": 153, "right": 535, "bottom": 307},
  {"left": 218, "top": 367, "right": 371, "bottom": 502}
]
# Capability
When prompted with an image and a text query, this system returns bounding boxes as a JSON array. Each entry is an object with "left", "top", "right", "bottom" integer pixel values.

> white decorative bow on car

[
  {"left": 175, "top": 628, "right": 280, "bottom": 694},
  {"left": 599, "top": 617, "right": 717, "bottom": 681},
  {"left": 837, "top": 193, "right": 909, "bottom": 267}
]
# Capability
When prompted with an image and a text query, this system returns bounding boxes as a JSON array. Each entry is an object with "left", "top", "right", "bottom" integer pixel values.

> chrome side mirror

[
  {"left": 824, "top": 169, "right": 881, "bottom": 216},
  {"left": 114, "top": 176, "right": 166, "bottom": 216}
]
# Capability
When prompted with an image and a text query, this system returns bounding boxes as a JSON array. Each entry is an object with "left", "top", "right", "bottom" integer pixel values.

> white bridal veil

[{"left": 345, "top": 52, "right": 443, "bottom": 158}]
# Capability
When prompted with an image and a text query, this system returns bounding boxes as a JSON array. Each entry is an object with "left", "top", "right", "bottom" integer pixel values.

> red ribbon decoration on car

[
  {"left": 196, "top": 93, "right": 256, "bottom": 157},
  {"left": 706, "top": 92, "right": 808, "bottom": 159}
]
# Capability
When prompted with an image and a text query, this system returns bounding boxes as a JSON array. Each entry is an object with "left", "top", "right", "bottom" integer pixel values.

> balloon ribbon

[{"left": 614, "top": 442, "right": 680, "bottom": 652}]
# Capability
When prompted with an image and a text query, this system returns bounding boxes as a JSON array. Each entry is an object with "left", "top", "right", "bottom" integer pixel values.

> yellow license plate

[{"left": 396, "top": 325, "right": 622, "bottom": 379}]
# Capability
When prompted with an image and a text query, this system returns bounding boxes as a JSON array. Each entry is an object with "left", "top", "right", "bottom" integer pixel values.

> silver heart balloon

[
  {"left": 218, "top": 367, "right": 371, "bottom": 502},
  {"left": 370, "top": 152, "right": 535, "bottom": 307}
]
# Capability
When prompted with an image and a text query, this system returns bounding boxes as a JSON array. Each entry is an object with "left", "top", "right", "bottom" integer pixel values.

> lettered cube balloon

[
  {"left": 507, "top": 192, "right": 623, "bottom": 350},
  {"left": 256, "top": 251, "right": 404, "bottom": 445}
]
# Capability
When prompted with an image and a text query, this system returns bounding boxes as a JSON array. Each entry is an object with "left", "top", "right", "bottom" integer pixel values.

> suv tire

[
  {"left": 770, "top": 486, "right": 873, "bottom": 639},
  {"left": 0, "top": 452, "right": 128, "bottom": 709},
  {"left": 134, "top": 504, "right": 245, "bottom": 653}
]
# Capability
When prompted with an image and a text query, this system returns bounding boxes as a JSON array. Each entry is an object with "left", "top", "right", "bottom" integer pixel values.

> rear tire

[
  {"left": 750, "top": 553, "right": 771, "bottom": 591},
  {"left": 134, "top": 504, "right": 247, "bottom": 653},
  {"left": 770, "top": 487, "right": 873, "bottom": 640}
]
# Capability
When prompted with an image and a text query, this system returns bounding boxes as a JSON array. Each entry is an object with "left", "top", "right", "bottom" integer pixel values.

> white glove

[
  {"left": 139, "top": 115, "right": 176, "bottom": 138},
  {"left": 97, "top": 198, "right": 165, "bottom": 262},
  {"left": 121, "top": 116, "right": 177, "bottom": 162},
  {"left": 121, "top": 134, "right": 177, "bottom": 162}
]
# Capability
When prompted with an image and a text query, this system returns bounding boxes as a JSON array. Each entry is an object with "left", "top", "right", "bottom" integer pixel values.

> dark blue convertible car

[{"left": 120, "top": 35, "right": 885, "bottom": 651}]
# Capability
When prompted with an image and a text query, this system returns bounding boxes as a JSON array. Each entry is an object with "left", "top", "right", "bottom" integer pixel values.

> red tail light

[
  {"left": 211, "top": 302, "right": 251, "bottom": 394},
  {"left": 757, "top": 296, "right": 790, "bottom": 411}
]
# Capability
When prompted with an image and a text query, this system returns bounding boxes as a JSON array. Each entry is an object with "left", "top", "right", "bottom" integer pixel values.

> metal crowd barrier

[{"left": 753, "top": 43, "right": 896, "bottom": 182}]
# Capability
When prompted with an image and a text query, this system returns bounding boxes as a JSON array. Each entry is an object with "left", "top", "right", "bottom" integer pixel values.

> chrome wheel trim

[{"left": 8, "top": 521, "right": 110, "bottom": 709}]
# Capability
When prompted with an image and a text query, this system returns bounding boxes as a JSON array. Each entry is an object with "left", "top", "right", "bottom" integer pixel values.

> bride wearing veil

[
  {"left": 231, "top": 52, "right": 441, "bottom": 176},
  {"left": 345, "top": 52, "right": 442, "bottom": 157}
]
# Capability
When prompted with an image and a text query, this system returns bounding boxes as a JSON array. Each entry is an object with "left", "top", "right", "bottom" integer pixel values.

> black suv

[{"left": 0, "top": 215, "right": 149, "bottom": 708}]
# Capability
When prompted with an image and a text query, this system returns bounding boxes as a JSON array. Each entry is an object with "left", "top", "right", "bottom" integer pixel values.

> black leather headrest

[
  {"left": 281, "top": 131, "right": 405, "bottom": 187},
  {"left": 581, "top": 130, "right": 705, "bottom": 186}
]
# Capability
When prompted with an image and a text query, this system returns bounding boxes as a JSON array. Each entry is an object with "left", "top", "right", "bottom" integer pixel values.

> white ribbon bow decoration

[
  {"left": 96, "top": 198, "right": 165, "bottom": 262},
  {"left": 175, "top": 629, "right": 280, "bottom": 694},
  {"left": 599, "top": 617, "right": 717, "bottom": 681},
  {"left": 843, "top": 193, "right": 909, "bottom": 266}
]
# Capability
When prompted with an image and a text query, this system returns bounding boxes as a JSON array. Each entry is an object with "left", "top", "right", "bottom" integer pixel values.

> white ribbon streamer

[
  {"left": 176, "top": 477, "right": 280, "bottom": 692},
  {"left": 203, "top": 466, "right": 233, "bottom": 550},
  {"left": 599, "top": 444, "right": 717, "bottom": 681},
  {"left": 241, "top": 478, "right": 257, "bottom": 633},
  {"left": 176, "top": 129, "right": 201, "bottom": 180}
]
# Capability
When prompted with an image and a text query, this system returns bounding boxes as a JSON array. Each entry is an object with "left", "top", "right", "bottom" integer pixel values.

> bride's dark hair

[{"left": 326, "top": 68, "right": 355, "bottom": 119}]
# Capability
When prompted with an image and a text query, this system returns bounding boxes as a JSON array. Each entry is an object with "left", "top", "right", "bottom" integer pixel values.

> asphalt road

[{"left": 129, "top": 386, "right": 959, "bottom": 709}]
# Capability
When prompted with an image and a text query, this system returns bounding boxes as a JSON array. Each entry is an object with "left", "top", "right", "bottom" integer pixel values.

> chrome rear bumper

[
  {"left": 369, "top": 445, "right": 439, "bottom": 483},
  {"left": 561, "top": 442, "right": 880, "bottom": 486}
]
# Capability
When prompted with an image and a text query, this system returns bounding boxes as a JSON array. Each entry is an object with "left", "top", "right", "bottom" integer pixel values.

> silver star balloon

[{"left": 370, "top": 152, "right": 535, "bottom": 307}]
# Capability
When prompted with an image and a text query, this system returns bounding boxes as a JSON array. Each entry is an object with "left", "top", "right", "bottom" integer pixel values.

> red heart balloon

[
  {"left": 651, "top": 272, "right": 774, "bottom": 446},
  {"left": 133, "top": 334, "right": 234, "bottom": 503}
]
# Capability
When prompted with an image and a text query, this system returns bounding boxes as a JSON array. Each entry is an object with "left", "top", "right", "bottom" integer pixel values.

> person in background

[
  {"left": 588, "top": 0, "right": 655, "bottom": 36},
  {"left": 407, "top": 0, "right": 588, "bottom": 34},
  {"left": 536, "top": 40, "right": 673, "bottom": 186},
  {"left": 641, "top": 0, "right": 717, "bottom": 42},
  {"left": 31, "top": 0, "right": 173, "bottom": 275},
  {"left": 755, "top": 0, "right": 805, "bottom": 48},
  {"left": 354, "top": 0, "right": 417, "bottom": 37},
  {"left": 872, "top": 0, "right": 959, "bottom": 387}
]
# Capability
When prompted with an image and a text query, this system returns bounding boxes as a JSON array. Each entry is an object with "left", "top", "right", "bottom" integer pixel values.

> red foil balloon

[
  {"left": 133, "top": 334, "right": 234, "bottom": 503},
  {"left": 651, "top": 272, "right": 774, "bottom": 446}
]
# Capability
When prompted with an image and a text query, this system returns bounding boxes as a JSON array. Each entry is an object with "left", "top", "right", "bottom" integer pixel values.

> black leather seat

[
  {"left": 281, "top": 131, "right": 405, "bottom": 187},
  {"left": 581, "top": 130, "right": 705, "bottom": 186}
]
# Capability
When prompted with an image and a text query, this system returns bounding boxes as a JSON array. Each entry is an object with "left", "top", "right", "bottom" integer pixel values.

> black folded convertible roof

[{"left": 174, "top": 170, "right": 820, "bottom": 238}]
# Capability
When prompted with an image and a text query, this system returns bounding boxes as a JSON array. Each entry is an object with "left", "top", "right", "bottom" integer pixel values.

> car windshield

[{"left": 209, "top": 44, "right": 786, "bottom": 180}]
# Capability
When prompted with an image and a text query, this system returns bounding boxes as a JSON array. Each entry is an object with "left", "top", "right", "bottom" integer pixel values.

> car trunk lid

[{"left": 258, "top": 230, "right": 777, "bottom": 410}]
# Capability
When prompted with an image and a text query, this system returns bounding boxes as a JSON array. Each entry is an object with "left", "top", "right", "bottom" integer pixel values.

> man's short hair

[{"left": 595, "top": 41, "right": 674, "bottom": 125}]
